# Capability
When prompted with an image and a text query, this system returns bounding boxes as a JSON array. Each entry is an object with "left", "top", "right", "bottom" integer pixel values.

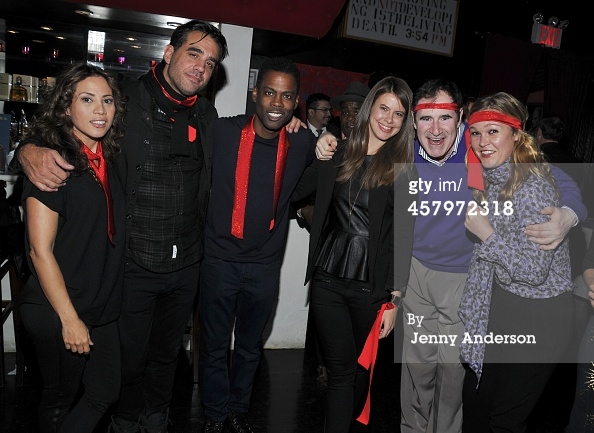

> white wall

[
  {"left": 214, "top": 23, "right": 253, "bottom": 118},
  {"left": 1, "top": 174, "right": 19, "bottom": 352},
  {"left": 264, "top": 221, "right": 311, "bottom": 348}
]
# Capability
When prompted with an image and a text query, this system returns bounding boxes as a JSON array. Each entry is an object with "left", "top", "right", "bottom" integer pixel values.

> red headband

[
  {"left": 413, "top": 102, "right": 459, "bottom": 112},
  {"left": 468, "top": 110, "right": 522, "bottom": 130}
]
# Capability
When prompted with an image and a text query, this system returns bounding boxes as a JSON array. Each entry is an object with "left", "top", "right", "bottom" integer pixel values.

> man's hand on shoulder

[
  {"left": 524, "top": 206, "right": 577, "bottom": 250},
  {"left": 19, "top": 143, "right": 74, "bottom": 192}
]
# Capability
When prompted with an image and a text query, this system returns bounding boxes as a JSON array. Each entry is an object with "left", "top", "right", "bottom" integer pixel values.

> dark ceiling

[{"left": 0, "top": 0, "right": 588, "bottom": 97}]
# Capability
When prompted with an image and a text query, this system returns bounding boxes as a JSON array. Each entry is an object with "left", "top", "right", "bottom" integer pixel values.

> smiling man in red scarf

[{"left": 198, "top": 57, "right": 314, "bottom": 433}]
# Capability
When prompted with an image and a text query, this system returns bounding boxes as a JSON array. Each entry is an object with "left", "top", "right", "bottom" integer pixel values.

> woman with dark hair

[
  {"left": 293, "top": 76, "right": 418, "bottom": 432},
  {"left": 460, "top": 92, "right": 575, "bottom": 432},
  {"left": 19, "top": 62, "right": 126, "bottom": 433}
]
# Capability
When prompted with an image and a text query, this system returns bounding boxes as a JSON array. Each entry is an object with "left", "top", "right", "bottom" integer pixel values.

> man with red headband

[
  {"left": 402, "top": 79, "right": 585, "bottom": 433},
  {"left": 315, "top": 78, "right": 586, "bottom": 433}
]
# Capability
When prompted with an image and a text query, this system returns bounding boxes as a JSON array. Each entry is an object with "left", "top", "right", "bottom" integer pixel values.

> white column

[{"left": 214, "top": 23, "right": 253, "bottom": 117}]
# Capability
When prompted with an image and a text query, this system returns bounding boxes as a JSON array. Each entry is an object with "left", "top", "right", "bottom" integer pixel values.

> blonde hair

[{"left": 468, "top": 92, "right": 556, "bottom": 202}]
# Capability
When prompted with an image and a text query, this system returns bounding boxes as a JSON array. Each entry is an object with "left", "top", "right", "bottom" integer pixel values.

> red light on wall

[{"left": 531, "top": 23, "right": 563, "bottom": 49}]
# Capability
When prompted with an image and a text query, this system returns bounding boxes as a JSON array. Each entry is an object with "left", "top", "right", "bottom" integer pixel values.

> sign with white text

[{"left": 342, "top": 0, "right": 459, "bottom": 56}]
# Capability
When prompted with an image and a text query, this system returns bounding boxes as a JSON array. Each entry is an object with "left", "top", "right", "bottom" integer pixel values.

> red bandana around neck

[
  {"left": 151, "top": 65, "right": 197, "bottom": 108},
  {"left": 231, "top": 116, "right": 290, "bottom": 239},
  {"left": 81, "top": 141, "right": 116, "bottom": 245}
]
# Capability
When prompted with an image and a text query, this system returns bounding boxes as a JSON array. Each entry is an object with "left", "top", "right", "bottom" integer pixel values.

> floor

[{"left": 0, "top": 314, "right": 580, "bottom": 433}]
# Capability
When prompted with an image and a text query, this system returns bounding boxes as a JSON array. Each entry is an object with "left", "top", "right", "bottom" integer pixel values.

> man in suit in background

[{"left": 305, "top": 93, "right": 339, "bottom": 138}]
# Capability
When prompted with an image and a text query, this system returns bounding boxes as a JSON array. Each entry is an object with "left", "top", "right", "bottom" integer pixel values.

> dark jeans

[
  {"left": 310, "top": 268, "right": 379, "bottom": 433},
  {"left": 21, "top": 304, "right": 120, "bottom": 433},
  {"left": 199, "top": 256, "right": 281, "bottom": 422},
  {"left": 113, "top": 259, "right": 199, "bottom": 422}
]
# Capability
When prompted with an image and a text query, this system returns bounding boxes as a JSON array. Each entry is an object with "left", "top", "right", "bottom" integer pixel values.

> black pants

[
  {"left": 21, "top": 303, "right": 120, "bottom": 433},
  {"left": 113, "top": 259, "right": 199, "bottom": 423},
  {"left": 311, "top": 268, "right": 381, "bottom": 433},
  {"left": 462, "top": 286, "right": 574, "bottom": 433},
  {"left": 198, "top": 256, "right": 281, "bottom": 422}
]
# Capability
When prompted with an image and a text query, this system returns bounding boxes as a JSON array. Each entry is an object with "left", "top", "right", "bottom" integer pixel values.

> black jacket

[
  {"left": 115, "top": 79, "right": 217, "bottom": 259},
  {"left": 293, "top": 145, "right": 418, "bottom": 302}
]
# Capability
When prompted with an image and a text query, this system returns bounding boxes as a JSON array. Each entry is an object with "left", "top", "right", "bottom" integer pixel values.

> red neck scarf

[
  {"left": 82, "top": 141, "right": 116, "bottom": 246},
  {"left": 231, "top": 116, "right": 290, "bottom": 239},
  {"left": 150, "top": 64, "right": 197, "bottom": 108}
]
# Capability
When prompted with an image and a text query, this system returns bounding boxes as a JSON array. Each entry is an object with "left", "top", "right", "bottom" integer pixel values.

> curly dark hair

[{"left": 23, "top": 62, "right": 125, "bottom": 174}]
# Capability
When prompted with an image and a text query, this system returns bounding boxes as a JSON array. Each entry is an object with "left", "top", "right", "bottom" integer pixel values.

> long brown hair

[{"left": 337, "top": 76, "right": 415, "bottom": 188}]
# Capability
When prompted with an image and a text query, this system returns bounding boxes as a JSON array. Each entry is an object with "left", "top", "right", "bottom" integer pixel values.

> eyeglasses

[{"left": 311, "top": 108, "right": 332, "bottom": 114}]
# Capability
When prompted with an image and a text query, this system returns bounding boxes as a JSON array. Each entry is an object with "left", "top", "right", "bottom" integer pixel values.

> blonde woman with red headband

[{"left": 460, "top": 92, "right": 575, "bottom": 433}]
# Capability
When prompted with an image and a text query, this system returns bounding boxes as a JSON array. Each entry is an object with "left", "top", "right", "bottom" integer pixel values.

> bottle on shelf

[
  {"left": 18, "top": 109, "right": 29, "bottom": 140},
  {"left": 37, "top": 78, "right": 48, "bottom": 104},
  {"left": 10, "top": 76, "right": 29, "bottom": 102},
  {"left": 9, "top": 110, "right": 18, "bottom": 143}
]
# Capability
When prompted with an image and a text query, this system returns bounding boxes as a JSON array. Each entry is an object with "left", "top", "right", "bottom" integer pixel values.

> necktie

[
  {"left": 316, "top": 129, "right": 323, "bottom": 137},
  {"left": 231, "top": 115, "right": 290, "bottom": 239},
  {"left": 81, "top": 141, "right": 116, "bottom": 246}
]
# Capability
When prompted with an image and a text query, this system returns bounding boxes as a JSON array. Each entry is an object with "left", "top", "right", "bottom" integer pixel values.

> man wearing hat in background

[
  {"left": 296, "top": 81, "right": 371, "bottom": 228},
  {"left": 330, "top": 81, "right": 370, "bottom": 139},
  {"left": 296, "top": 81, "right": 370, "bottom": 228}
]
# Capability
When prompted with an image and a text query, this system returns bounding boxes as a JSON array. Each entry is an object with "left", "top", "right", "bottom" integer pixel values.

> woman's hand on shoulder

[{"left": 316, "top": 132, "right": 337, "bottom": 160}]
